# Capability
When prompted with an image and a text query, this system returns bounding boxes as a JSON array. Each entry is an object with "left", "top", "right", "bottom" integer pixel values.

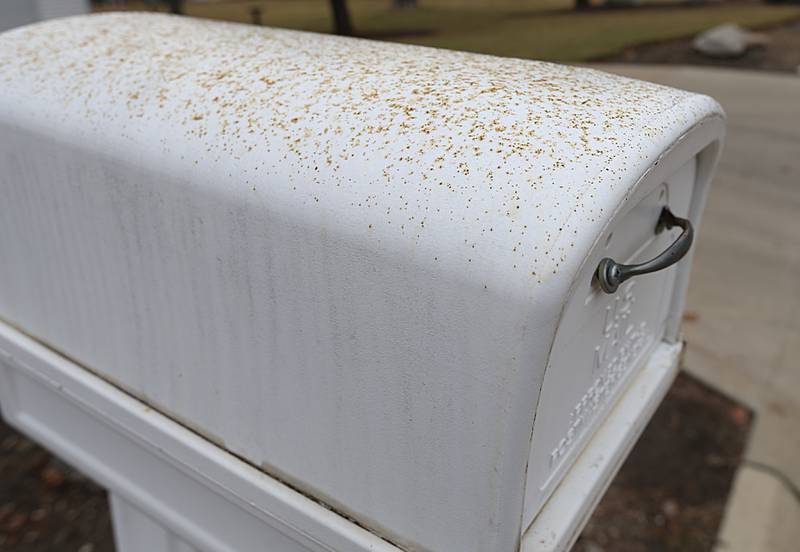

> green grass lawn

[
  {"left": 107, "top": 0, "right": 800, "bottom": 61},
  {"left": 402, "top": 4, "right": 800, "bottom": 61}
]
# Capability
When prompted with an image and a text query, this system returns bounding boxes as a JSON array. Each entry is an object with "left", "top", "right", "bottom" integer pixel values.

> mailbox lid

[{"left": 0, "top": 14, "right": 724, "bottom": 552}]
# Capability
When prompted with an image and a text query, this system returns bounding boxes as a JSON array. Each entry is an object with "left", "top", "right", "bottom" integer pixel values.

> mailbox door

[{"left": 522, "top": 157, "right": 697, "bottom": 527}]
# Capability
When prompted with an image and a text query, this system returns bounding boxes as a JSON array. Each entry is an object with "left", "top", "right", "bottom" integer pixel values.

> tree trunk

[
  {"left": 167, "top": 0, "right": 182, "bottom": 15},
  {"left": 575, "top": 0, "right": 590, "bottom": 9},
  {"left": 393, "top": 0, "right": 418, "bottom": 8},
  {"left": 330, "top": 0, "right": 354, "bottom": 36}
]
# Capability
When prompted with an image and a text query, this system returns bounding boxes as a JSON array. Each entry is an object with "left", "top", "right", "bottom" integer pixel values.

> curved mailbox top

[
  {"left": 0, "top": 13, "right": 721, "bottom": 297},
  {"left": 0, "top": 14, "right": 724, "bottom": 552}
]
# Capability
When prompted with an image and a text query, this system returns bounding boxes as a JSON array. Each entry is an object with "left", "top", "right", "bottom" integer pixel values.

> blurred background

[
  {"left": 1, "top": 1, "right": 798, "bottom": 551},
  {"left": 90, "top": 0, "right": 800, "bottom": 70}
]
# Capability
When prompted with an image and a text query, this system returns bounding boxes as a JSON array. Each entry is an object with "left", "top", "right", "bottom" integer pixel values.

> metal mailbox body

[{"left": 0, "top": 14, "right": 724, "bottom": 552}]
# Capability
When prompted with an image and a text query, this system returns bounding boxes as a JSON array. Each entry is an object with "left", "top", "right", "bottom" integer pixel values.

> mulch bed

[
  {"left": 0, "top": 425, "right": 114, "bottom": 552},
  {"left": 605, "top": 18, "right": 800, "bottom": 73},
  {"left": 573, "top": 372, "right": 752, "bottom": 552},
  {"left": 0, "top": 371, "right": 750, "bottom": 551}
]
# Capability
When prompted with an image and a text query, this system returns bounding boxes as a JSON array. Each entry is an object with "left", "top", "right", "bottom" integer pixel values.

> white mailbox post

[{"left": 0, "top": 14, "right": 724, "bottom": 552}]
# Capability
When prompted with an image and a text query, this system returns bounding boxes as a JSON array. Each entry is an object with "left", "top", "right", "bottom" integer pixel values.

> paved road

[{"left": 597, "top": 65, "right": 800, "bottom": 552}]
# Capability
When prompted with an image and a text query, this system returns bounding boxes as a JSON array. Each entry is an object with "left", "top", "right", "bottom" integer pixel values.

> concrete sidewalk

[{"left": 596, "top": 65, "right": 800, "bottom": 552}]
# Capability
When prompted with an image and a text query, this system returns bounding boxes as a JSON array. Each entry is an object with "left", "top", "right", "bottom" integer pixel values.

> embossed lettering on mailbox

[{"left": 546, "top": 281, "right": 651, "bottom": 481}]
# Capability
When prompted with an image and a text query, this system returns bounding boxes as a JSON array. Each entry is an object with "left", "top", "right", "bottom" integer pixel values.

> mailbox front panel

[{"left": 523, "top": 157, "right": 697, "bottom": 526}]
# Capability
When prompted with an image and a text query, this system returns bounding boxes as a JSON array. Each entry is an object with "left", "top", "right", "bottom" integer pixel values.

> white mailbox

[{"left": 0, "top": 13, "right": 724, "bottom": 552}]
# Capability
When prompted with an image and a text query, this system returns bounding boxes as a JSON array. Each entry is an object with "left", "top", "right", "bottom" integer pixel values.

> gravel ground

[{"left": 0, "top": 371, "right": 750, "bottom": 551}]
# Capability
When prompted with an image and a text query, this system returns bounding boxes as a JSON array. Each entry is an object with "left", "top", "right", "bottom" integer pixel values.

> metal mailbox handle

[{"left": 596, "top": 207, "right": 693, "bottom": 294}]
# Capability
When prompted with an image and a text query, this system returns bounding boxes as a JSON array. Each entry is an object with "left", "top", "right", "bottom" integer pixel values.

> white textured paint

[{"left": 0, "top": 14, "right": 724, "bottom": 552}]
